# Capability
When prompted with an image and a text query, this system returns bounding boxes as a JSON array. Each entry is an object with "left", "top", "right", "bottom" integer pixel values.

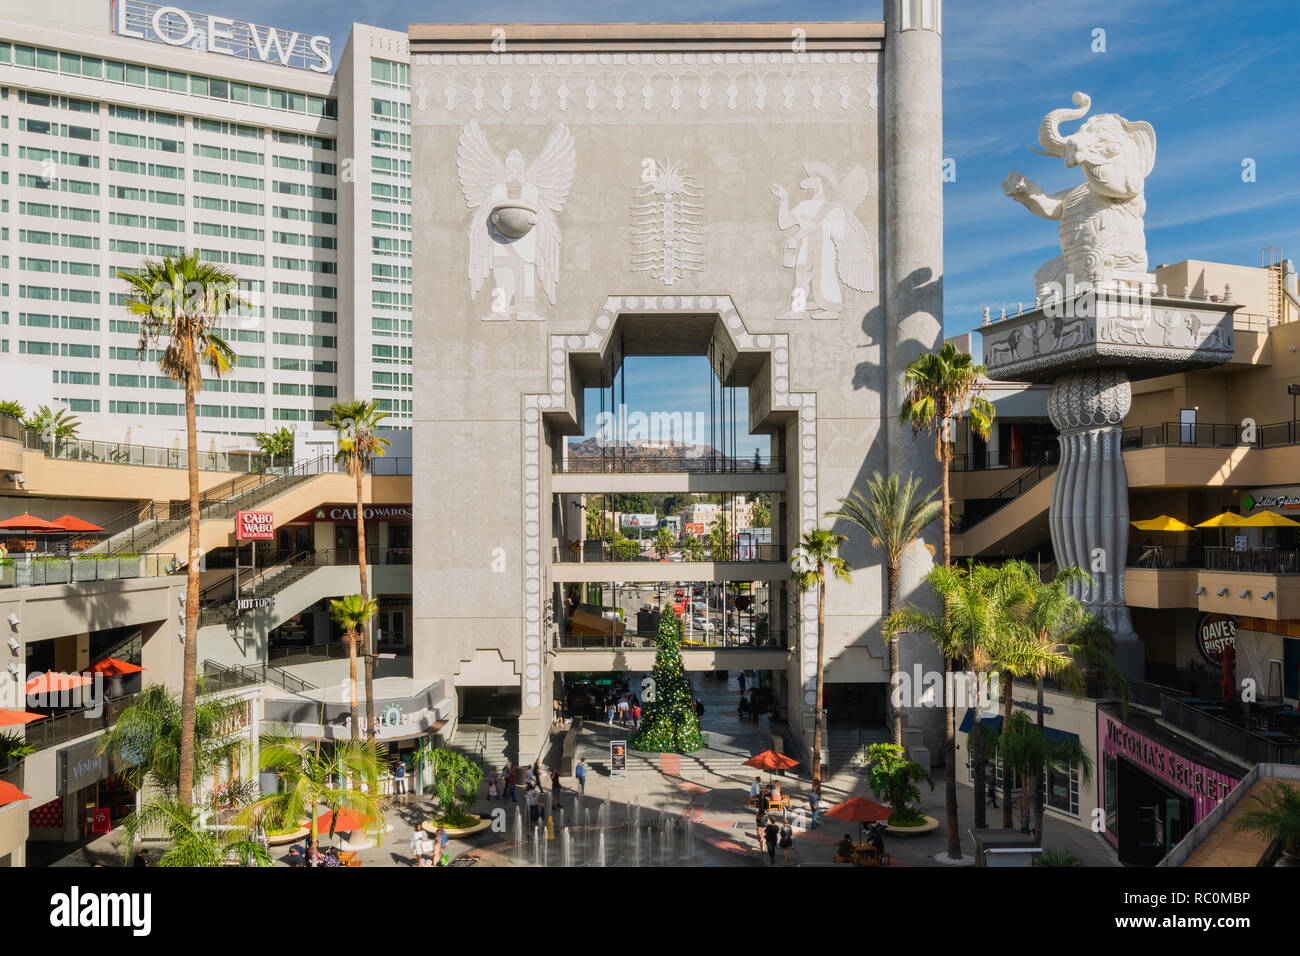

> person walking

[
  {"left": 550, "top": 767, "right": 562, "bottom": 797},
  {"left": 755, "top": 807, "right": 768, "bottom": 854},
  {"left": 606, "top": 697, "right": 616, "bottom": 724},
  {"left": 525, "top": 784, "right": 541, "bottom": 827},
  {"left": 532, "top": 759, "right": 543, "bottom": 788},
  {"left": 617, "top": 696, "right": 629, "bottom": 726},
  {"left": 410, "top": 827, "right": 431, "bottom": 867},
  {"left": 763, "top": 817, "right": 780, "bottom": 865},
  {"left": 435, "top": 825, "right": 450, "bottom": 866},
  {"left": 809, "top": 784, "right": 822, "bottom": 830},
  {"left": 393, "top": 760, "right": 406, "bottom": 796},
  {"left": 504, "top": 765, "right": 517, "bottom": 803},
  {"left": 574, "top": 758, "right": 587, "bottom": 794},
  {"left": 779, "top": 817, "right": 794, "bottom": 864},
  {"left": 488, "top": 773, "right": 499, "bottom": 801},
  {"left": 631, "top": 701, "right": 641, "bottom": 730},
  {"left": 737, "top": 671, "right": 746, "bottom": 692},
  {"left": 553, "top": 697, "right": 563, "bottom": 728}
]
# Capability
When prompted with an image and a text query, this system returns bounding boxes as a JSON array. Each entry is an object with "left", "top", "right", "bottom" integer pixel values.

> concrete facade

[{"left": 410, "top": 11, "right": 945, "bottom": 760}]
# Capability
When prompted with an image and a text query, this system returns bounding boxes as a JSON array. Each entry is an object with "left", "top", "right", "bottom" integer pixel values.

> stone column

[
  {"left": 884, "top": 0, "right": 946, "bottom": 753},
  {"left": 1046, "top": 369, "right": 1144, "bottom": 677}
]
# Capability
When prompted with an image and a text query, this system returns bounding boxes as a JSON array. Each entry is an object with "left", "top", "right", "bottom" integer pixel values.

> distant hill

[{"left": 565, "top": 438, "right": 750, "bottom": 473}]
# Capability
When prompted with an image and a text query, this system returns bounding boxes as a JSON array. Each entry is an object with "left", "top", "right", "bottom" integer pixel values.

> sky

[{"left": 201, "top": 0, "right": 1300, "bottom": 446}]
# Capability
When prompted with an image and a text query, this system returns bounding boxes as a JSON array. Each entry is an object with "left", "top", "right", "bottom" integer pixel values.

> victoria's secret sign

[{"left": 1098, "top": 711, "right": 1239, "bottom": 831}]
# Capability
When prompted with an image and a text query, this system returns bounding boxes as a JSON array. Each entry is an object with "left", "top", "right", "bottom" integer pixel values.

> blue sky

[{"left": 210, "top": 0, "right": 1298, "bottom": 444}]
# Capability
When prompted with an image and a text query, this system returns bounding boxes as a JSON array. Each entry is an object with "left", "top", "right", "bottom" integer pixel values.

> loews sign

[{"left": 114, "top": 0, "right": 333, "bottom": 74}]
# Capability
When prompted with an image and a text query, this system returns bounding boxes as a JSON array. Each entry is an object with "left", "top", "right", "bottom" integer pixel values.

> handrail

[
  {"left": 201, "top": 658, "right": 317, "bottom": 696},
  {"left": 956, "top": 459, "right": 1059, "bottom": 533}
]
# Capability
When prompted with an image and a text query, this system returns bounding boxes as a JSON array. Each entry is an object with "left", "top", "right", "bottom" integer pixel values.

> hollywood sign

[{"left": 114, "top": 0, "right": 333, "bottom": 74}]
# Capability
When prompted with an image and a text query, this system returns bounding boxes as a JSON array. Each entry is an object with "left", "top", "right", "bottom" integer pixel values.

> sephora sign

[{"left": 114, "top": 0, "right": 333, "bottom": 74}]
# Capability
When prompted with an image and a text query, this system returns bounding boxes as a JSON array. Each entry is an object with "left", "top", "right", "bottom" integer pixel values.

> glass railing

[
  {"left": 553, "top": 542, "right": 786, "bottom": 563},
  {"left": 0, "top": 553, "right": 174, "bottom": 589}
]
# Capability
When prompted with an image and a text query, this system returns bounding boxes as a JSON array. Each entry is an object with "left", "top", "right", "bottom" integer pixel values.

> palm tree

[
  {"left": 253, "top": 426, "right": 295, "bottom": 471},
  {"left": 1233, "top": 782, "right": 1300, "bottom": 865},
  {"left": 828, "top": 472, "right": 942, "bottom": 746},
  {"left": 790, "top": 528, "right": 852, "bottom": 789},
  {"left": 652, "top": 526, "right": 675, "bottom": 560},
  {"left": 990, "top": 711, "right": 1093, "bottom": 835},
  {"left": 23, "top": 404, "right": 81, "bottom": 454},
  {"left": 681, "top": 535, "right": 706, "bottom": 562},
  {"left": 99, "top": 682, "right": 245, "bottom": 799},
  {"left": 329, "top": 594, "right": 378, "bottom": 741},
  {"left": 897, "top": 343, "right": 993, "bottom": 857},
  {"left": 242, "top": 729, "right": 387, "bottom": 856},
  {"left": 120, "top": 251, "right": 244, "bottom": 808},
  {"left": 325, "top": 400, "right": 391, "bottom": 737},
  {"left": 123, "top": 795, "right": 270, "bottom": 867},
  {"left": 898, "top": 342, "right": 994, "bottom": 567}
]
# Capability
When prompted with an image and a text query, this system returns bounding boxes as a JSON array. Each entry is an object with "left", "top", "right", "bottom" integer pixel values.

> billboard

[
  {"left": 235, "top": 510, "right": 275, "bottom": 540},
  {"left": 620, "top": 513, "right": 657, "bottom": 529}
]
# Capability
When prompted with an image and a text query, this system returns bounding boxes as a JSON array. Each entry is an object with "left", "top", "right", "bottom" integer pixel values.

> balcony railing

[
  {"left": 20, "top": 692, "right": 140, "bottom": 753},
  {"left": 555, "top": 451, "right": 784, "bottom": 474},
  {"left": 1203, "top": 547, "right": 1300, "bottom": 575},
  {"left": 1160, "top": 694, "right": 1300, "bottom": 765},
  {"left": 0, "top": 416, "right": 21, "bottom": 443},
  {"left": 1126, "top": 546, "right": 1202, "bottom": 569},
  {"left": 0, "top": 553, "right": 174, "bottom": 589},
  {"left": 553, "top": 542, "right": 786, "bottom": 563},
  {"left": 950, "top": 448, "right": 1058, "bottom": 472},
  {"left": 1121, "top": 419, "right": 1300, "bottom": 450},
  {"left": 557, "top": 629, "right": 788, "bottom": 650}
]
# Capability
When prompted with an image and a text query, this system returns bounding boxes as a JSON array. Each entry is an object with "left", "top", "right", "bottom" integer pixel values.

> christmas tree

[{"left": 632, "top": 608, "right": 705, "bottom": 753}]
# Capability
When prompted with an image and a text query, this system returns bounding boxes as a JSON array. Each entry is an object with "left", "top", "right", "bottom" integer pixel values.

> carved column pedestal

[{"left": 1047, "top": 369, "right": 1142, "bottom": 671}]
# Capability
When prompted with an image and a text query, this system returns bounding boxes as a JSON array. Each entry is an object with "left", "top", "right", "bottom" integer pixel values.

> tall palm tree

[
  {"left": 329, "top": 594, "right": 378, "bottom": 741},
  {"left": 991, "top": 710, "right": 1093, "bottom": 834},
  {"left": 791, "top": 528, "right": 852, "bottom": 789},
  {"left": 325, "top": 400, "right": 391, "bottom": 737},
  {"left": 828, "top": 472, "right": 942, "bottom": 746},
  {"left": 120, "top": 251, "right": 244, "bottom": 808},
  {"left": 243, "top": 729, "right": 387, "bottom": 855}
]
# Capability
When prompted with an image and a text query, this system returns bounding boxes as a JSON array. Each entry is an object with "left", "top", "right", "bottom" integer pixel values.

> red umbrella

[
  {"left": 25, "top": 671, "right": 91, "bottom": 696},
  {"left": 316, "top": 808, "right": 371, "bottom": 833},
  {"left": 0, "top": 708, "right": 43, "bottom": 726},
  {"left": 824, "top": 796, "right": 893, "bottom": 824},
  {"left": 0, "top": 514, "right": 63, "bottom": 531},
  {"left": 0, "top": 780, "right": 31, "bottom": 807},
  {"left": 89, "top": 658, "right": 144, "bottom": 677},
  {"left": 49, "top": 515, "right": 105, "bottom": 533},
  {"left": 743, "top": 750, "right": 800, "bottom": 772}
]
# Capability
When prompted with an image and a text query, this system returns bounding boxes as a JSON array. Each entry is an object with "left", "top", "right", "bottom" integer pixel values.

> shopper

[
  {"left": 574, "top": 758, "right": 587, "bottom": 794},
  {"left": 779, "top": 817, "right": 794, "bottom": 863},
  {"left": 394, "top": 760, "right": 406, "bottom": 796},
  {"left": 763, "top": 817, "right": 780, "bottom": 865},
  {"left": 809, "top": 784, "right": 822, "bottom": 830}
]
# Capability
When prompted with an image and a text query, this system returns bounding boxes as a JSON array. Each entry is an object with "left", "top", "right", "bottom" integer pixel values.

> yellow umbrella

[
  {"left": 1195, "top": 513, "right": 1245, "bottom": 528},
  {"left": 1131, "top": 515, "right": 1196, "bottom": 532},
  {"left": 1237, "top": 511, "right": 1300, "bottom": 528}
]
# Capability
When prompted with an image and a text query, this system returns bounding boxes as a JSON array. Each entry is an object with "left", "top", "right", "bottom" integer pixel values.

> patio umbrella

[
  {"left": 1131, "top": 515, "right": 1196, "bottom": 532},
  {"left": 50, "top": 515, "right": 104, "bottom": 533},
  {"left": 0, "top": 780, "right": 31, "bottom": 807},
  {"left": 89, "top": 657, "right": 144, "bottom": 677},
  {"left": 1195, "top": 513, "right": 1244, "bottom": 527},
  {"left": 1237, "top": 511, "right": 1300, "bottom": 528},
  {"left": 743, "top": 750, "right": 800, "bottom": 782},
  {"left": 315, "top": 808, "right": 371, "bottom": 835},
  {"left": 25, "top": 671, "right": 91, "bottom": 696},
  {"left": 0, "top": 514, "right": 63, "bottom": 531},
  {"left": 0, "top": 707, "right": 43, "bottom": 726},
  {"left": 824, "top": 796, "right": 893, "bottom": 824}
]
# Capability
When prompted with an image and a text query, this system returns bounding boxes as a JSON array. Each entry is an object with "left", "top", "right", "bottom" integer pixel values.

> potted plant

[
  {"left": 73, "top": 556, "right": 97, "bottom": 583},
  {"left": 860, "top": 742, "right": 939, "bottom": 834},
  {"left": 118, "top": 553, "right": 141, "bottom": 578},
  {"left": 1033, "top": 848, "right": 1085, "bottom": 867},
  {"left": 415, "top": 746, "right": 489, "bottom": 836},
  {"left": 0, "top": 732, "right": 35, "bottom": 772},
  {"left": 1233, "top": 781, "right": 1300, "bottom": 866},
  {"left": 0, "top": 558, "right": 14, "bottom": 588},
  {"left": 97, "top": 554, "right": 121, "bottom": 580},
  {"left": 41, "top": 555, "right": 71, "bottom": 585}
]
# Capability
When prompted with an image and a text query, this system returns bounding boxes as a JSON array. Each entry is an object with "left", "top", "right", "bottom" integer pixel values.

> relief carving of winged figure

[
  {"left": 457, "top": 119, "right": 576, "bottom": 321},
  {"left": 771, "top": 162, "right": 874, "bottom": 320}
]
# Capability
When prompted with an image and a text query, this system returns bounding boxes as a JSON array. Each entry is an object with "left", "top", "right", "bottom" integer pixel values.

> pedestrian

[
  {"left": 532, "top": 759, "right": 542, "bottom": 786},
  {"left": 394, "top": 760, "right": 406, "bottom": 796},
  {"left": 748, "top": 776, "right": 762, "bottom": 801},
  {"left": 737, "top": 671, "right": 745, "bottom": 691},
  {"left": 550, "top": 767, "right": 562, "bottom": 796},
  {"left": 574, "top": 758, "right": 587, "bottom": 794},
  {"left": 553, "top": 697, "right": 563, "bottom": 727},
  {"left": 809, "top": 784, "right": 821, "bottom": 830},
  {"left": 524, "top": 766, "right": 535, "bottom": 789},
  {"left": 779, "top": 816, "right": 794, "bottom": 863},
  {"left": 488, "top": 773, "right": 499, "bottom": 801},
  {"left": 755, "top": 807, "right": 768, "bottom": 853},
  {"left": 435, "top": 825, "right": 449, "bottom": 866},
  {"left": 505, "top": 765, "right": 517, "bottom": 803},
  {"left": 631, "top": 702, "right": 641, "bottom": 730},
  {"left": 526, "top": 784, "right": 541, "bottom": 826},
  {"left": 617, "top": 696, "right": 629, "bottom": 725},
  {"left": 763, "top": 817, "right": 780, "bottom": 865},
  {"left": 410, "top": 827, "right": 431, "bottom": 867},
  {"left": 606, "top": 698, "right": 616, "bottom": 724},
  {"left": 695, "top": 698, "right": 704, "bottom": 718}
]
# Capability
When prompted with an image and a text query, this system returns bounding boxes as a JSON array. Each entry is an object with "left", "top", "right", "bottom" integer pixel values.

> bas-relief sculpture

[
  {"left": 1002, "top": 92, "right": 1156, "bottom": 301},
  {"left": 630, "top": 159, "right": 704, "bottom": 285},
  {"left": 771, "top": 162, "right": 874, "bottom": 319},
  {"left": 457, "top": 119, "right": 576, "bottom": 321}
]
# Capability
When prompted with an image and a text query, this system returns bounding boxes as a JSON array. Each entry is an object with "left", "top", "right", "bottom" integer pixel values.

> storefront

[
  {"left": 28, "top": 734, "right": 140, "bottom": 843},
  {"left": 280, "top": 504, "right": 413, "bottom": 563},
  {"left": 1097, "top": 706, "right": 1244, "bottom": 865}
]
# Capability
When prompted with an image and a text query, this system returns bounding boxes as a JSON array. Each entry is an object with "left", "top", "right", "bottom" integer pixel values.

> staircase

[
  {"left": 451, "top": 721, "right": 518, "bottom": 774},
  {"left": 828, "top": 722, "right": 890, "bottom": 773},
  {"left": 94, "top": 455, "right": 337, "bottom": 557},
  {"left": 198, "top": 551, "right": 328, "bottom": 627}
]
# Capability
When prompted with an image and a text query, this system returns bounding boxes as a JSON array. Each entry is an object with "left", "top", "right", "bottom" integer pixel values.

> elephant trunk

[{"left": 1038, "top": 91, "right": 1092, "bottom": 156}]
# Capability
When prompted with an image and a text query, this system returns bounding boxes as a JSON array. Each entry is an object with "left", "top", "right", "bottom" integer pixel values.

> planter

[
  {"left": 118, "top": 557, "right": 141, "bottom": 579},
  {"left": 423, "top": 816, "right": 492, "bottom": 839},
  {"left": 98, "top": 558, "right": 120, "bottom": 580},
  {"left": 266, "top": 827, "right": 309, "bottom": 847},
  {"left": 886, "top": 814, "right": 940, "bottom": 836},
  {"left": 72, "top": 559, "right": 97, "bottom": 583},
  {"left": 43, "top": 560, "right": 70, "bottom": 585},
  {"left": 0, "top": 566, "right": 13, "bottom": 588}
]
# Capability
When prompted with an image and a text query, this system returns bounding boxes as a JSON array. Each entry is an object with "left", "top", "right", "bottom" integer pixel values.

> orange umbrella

[
  {"left": 89, "top": 658, "right": 144, "bottom": 677},
  {"left": 825, "top": 796, "right": 893, "bottom": 824},
  {"left": 0, "top": 780, "right": 31, "bottom": 807},
  {"left": 316, "top": 808, "right": 371, "bottom": 834},
  {"left": 0, "top": 513, "right": 63, "bottom": 531},
  {"left": 0, "top": 708, "right": 43, "bottom": 726},
  {"left": 25, "top": 671, "right": 91, "bottom": 696},
  {"left": 50, "top": 515, "right": 105, "bottom": 533},
  {"left": 743, "top": 750, "right": 800, "bottom": 772}
]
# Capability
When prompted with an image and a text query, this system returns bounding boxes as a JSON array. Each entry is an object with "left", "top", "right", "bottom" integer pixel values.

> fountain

[
  {"left": 597, "top": 830, "right": 607, "bottom": 867},
  {"left": 632, "top": 825, "right": 641, "bottom": 867},
  {"left": 514, "top": 807, "right": 524, "bottom": 865},
  {"left": 683, "top": 818, "right": 694, "bottom": 866},
  {"left": 562, "top": 829, "right": 572, "bottom": 868}
]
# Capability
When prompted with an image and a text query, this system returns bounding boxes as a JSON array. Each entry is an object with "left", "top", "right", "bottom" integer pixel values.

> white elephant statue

[{"left": 1003, "top": 92, "right": 1156, "bottom": 302}]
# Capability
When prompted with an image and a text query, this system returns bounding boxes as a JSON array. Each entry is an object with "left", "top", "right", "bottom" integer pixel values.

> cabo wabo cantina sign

[
  {"left": 113, "top": 0, "right": 332, "bottom": 73},
  {"left": 1098, "top": 711, "right": 1239, "bottom": 837}
]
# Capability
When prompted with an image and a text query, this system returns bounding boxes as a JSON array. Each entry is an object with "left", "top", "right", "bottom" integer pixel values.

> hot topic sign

[{"left": 235, "top": 510, "right": 275, "bottom": 541}]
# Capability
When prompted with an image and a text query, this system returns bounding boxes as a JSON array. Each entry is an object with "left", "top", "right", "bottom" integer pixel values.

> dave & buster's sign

[
  {"left": 235, "top": 510, "right": 275, "bottom": 540},
  {"left": 1195, "top": 612, "right": 1237, "bottom": 666}
]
